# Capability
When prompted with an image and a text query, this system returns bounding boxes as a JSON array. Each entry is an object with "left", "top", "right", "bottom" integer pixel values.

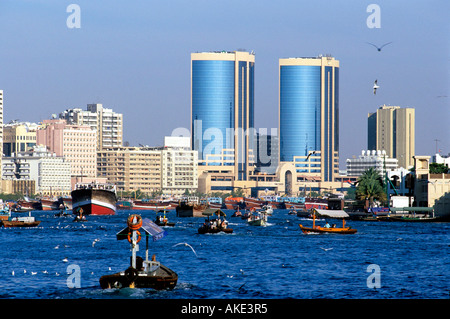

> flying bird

[
  {"left": 172, "top": 242, "right": 198, "bottom": 258},
  {"left": 373, "top": 80, "right": 379, "bottom": 95},
  {"left": 367, "top": 42, "right": 392, "bottom": 51},
  {"left": 320, "top": 247, "right": 333, "bottom": 251}
]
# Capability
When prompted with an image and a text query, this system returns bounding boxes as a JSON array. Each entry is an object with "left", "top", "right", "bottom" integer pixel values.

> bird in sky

[
  {"left": 373, "top": 80, "right": 379, "bottom": 95},
  {"left": 367, "top": 42, "right": 392, "bottom": 51},
  {"left": 172, "top": 242, "right": 198, "bottom": 258}
]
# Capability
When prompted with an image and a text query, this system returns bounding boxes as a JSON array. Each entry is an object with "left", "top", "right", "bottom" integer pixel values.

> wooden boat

[
  {"left": 154, "top": 210, "right": 175, "bottom": 227},
  {"left": 299, "top": 209, "right": 357, "bottom": 234},
  {"left": 198, "top": 209, "right": 233, "bottom": 234},
  {"left": 1, "top": 212, "right": 41, "bottom": 228},
  {"left": 176, "top": 201, "right": 207, "bottom": 217},
  {"left": 224, "top": 197, "right": 244, "bottom": 210},
  {"left": 99, "top": 215, "right": 177, "bottom": 290},
  {"left": 247, "top": 211, "right": 268, "bottom": 226}
]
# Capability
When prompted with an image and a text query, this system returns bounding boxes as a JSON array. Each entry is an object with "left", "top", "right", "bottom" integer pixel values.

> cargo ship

[{"left": 71, "top": 182, "right": 117, "bottom": 215}]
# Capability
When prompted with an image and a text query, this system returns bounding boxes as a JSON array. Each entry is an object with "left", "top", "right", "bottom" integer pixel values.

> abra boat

[
  {"left": 99, "top": 214, "right": 177, "bottom": 290},
  {"left": 71, "top": 182, "right": 117, "bottom": 215},
  {"left": 198, "top": 209, "right": 233, "bottom": 234},
  {"left": 246, "top": 211, "right": 268, "bottom": 226},
  {"left": 299, "top": 209, "right": 357, "bottom": 234},
  {"left": 1, "top": 211, "right": 41, "bottom": 228},
  {"left": 154, "top": 209, "right": 175, "bottom": 227}
]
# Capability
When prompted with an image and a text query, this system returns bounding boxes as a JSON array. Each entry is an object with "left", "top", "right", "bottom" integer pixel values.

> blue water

[{"left": 0, "top": 209, "right": 448, "bottom": 299}]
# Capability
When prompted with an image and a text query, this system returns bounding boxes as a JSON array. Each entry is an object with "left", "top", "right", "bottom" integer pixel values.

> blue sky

[{"left": 0, "top": 0, "right": 448, "bottom": 169}]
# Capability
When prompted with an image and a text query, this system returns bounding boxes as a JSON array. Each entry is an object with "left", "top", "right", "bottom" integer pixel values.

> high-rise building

[
  {"left": 279, "top": 55, "right": 340, "bottom": 182},
  {"left": 37, "top": 119, "right": 97, "bottom": 180},
  {"left": 367, "top": 105, "right": 415, "bottom": 169},
  {"left": 59, "top": 103, "right": 123, "bottom": 150},
  {"left": 2, "top": 122, "right": 38, "bottom": 156},
  {"left": 191, "top": 50, "right": 255, "bottom": 181}
]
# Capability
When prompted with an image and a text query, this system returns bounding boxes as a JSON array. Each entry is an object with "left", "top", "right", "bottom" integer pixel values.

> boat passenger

[{"left": 324, "top": 222, "right": 331, "bottom": 228}]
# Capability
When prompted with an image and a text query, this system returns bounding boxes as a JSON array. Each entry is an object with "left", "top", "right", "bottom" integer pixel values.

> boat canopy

[
  {"left": 202, "top": 208, "right": 226, "bottom": 217},
  {"left": 313, "top": 209, "right": 349, "bottom": 219},
  {"left": 116, "top": 218, "right": 167, "bottom": 242}
]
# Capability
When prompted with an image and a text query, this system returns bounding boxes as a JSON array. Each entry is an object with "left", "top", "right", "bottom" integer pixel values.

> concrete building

[
  {"left": 346, "top": 150, "right": 398, "bottom": 177},
  {"left": 3, "top": 122, "right": 38, "bottom": 157},
  {"left": 98, "top": 137, "right": 198, "bottom": 197},
  {"left": 279, "top": 55, "right": 340, "bottom": 183},
  {"left": 191, "top": 51, "right": 255, "bottom": 181},
  {"left": 368, "top": 105, "right": 415, "bottom": 169},
  {"left": 432, "top": 153, "right": 450, "bottom": 168},
  {"left": 37, "top": 119, "right": 97, "bottom": 181},
  {"left": 413, "top": 155, "right": 450, "bottom": 215},
  {"left": 59, "top": 103, "right": 123, "bottom": 150},
  {"left": 2, "top": 145, "right": 71, "bottom": 195},
  {"left": 98, "top": 146, "right": 162, "bottom": 196}
]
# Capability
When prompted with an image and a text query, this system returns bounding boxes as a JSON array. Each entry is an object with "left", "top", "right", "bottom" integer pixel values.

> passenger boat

[
  {"left": 246, "top": 211, "right": 268, "bottom": 226},
  {"left": 176, "top": 200, "right": 207, "bottom": 217},
  {"left": 154, "top": 209, "right": 175, "bottom": 227},
  {"left": 0, "top": 200, "right": 11, "bottom": 221},
  {"left": 198, "top": 209, "right": 233, "bottom": 234},
  {"left": 244, "top": 197, "right": 265, "bottom": 210},
  {"left": 39, "top": 198, "right": 61, "bottom": 211},
  {"left": 99, "top": 215, "right": 177, "bottom": 290},
  {"left": 299, "top": 209, "right": 357, "bottom": 234},
  {"left": 1, "top": 211, "right": 41, "bottom": 228},
  {"left": 71, "top": 182, "right": 117, "bottom": 215},
  {"left": 132, "top": 199, "right": 173, "bottom": 211},
  {"left": 224, "top": 197, "right": 244, "bottom": 210}
]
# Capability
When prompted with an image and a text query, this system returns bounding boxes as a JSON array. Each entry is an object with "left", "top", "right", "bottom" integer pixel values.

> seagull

[
  {"left": 43, "top": 270, "right": 48, "bottom": 274},
  {"left": 172, "top": 242, "right": 198, "bottom": 258},
  {"left": 62, "top": 257, "right": 69, "bottom": 262},
  {"left": 367, "top": 42, "right": 392, "bottom": 52},
  {"left": 23, "top": 269, "right": 26, "bottom": 274},
  {"left": 320, "top": 247, "right": 333, "bottom": 251},
  {"left": 92, "top": 238, "right": 100, "bottom": 247},
  {"left": 11, "top": 270, "right": 14, "bottom": 276},
  {"left": 54, "top": 245, "right": 59, "bottom": 249},
  {"left": 31, "top": 272, "right": 37, "bottom": 275},
  {"left": 373, "top": 80, "right": 379, "bottom": 95}
]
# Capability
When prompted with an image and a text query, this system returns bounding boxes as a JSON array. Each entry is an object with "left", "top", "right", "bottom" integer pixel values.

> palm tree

[{"left": 356, "top": 168, "right": 387, "bottom": 207}]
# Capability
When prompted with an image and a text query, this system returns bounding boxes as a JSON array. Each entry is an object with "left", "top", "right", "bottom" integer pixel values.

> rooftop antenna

[{"left": 434, "top": 139, "right": 441, "bottom": 154}]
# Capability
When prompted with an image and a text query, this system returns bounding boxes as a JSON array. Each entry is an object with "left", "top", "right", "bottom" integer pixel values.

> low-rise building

[{"left": 346, "top": 150, "right": 398, "bottom": 177}]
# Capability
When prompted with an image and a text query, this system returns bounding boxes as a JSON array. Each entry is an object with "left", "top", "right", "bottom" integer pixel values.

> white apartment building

[
  {"left": 2, "top": 145, "right": 71, "bottom": 195},
  {"left": 346, "top": 150, "right": 398, "bottom": 177},
  {"left": 162, "top": 137, "right": 198, "bottom": 195},
  {"left": 59, "top": 103, "right": 123, "bottom": 150}
]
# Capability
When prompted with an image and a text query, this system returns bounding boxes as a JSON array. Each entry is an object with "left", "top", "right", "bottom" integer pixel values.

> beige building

[
  {"left": 3, "top": 122, "right": 38, "bottom": 157},
  {"left": 37, "top": 119, "right": 97, "bottom": 181},
  {"left": 98, "top": 137, "right": 198, "bottom": 197},
  {"left": 413, "top": 155, "right": 450, "bottom": 215},
  {"left": 368, "top": 105, "right": 415, "bottom": 169},
  {"left": 98, "top": 146, "right": 162, "bottom": 196},
  {"left": 59, "top": 103, "right": 123, "bottom": 150}
]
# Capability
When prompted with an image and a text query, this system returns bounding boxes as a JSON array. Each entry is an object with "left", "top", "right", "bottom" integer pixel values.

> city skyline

[{"left": 0, "top": 1, "right": 448, "bottom": 170}]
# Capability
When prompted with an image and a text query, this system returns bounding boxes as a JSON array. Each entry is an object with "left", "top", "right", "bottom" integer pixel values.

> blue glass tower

[
  {"left": 191, "top": 51, "right": 255, "bottom": 181},
  {"left": 279, "top": 56, "right": 339, "bottom": 182}
]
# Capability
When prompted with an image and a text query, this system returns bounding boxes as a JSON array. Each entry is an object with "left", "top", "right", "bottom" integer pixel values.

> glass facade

[
  {"left": 280, "top": 65, "right": 321, "bottom": 162},
  {"left": 192, "top": 60, "right": 235, "bottom": 163}
]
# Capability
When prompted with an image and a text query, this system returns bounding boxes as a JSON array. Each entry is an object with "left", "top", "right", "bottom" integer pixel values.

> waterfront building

[
  {"left": 191, "top": 50, "right": 255, "bottom": 181},
  {"left": 346, "top": 150, "right": 398, "bottom": 177},
  {"left": 98, "top": 137, "right": 198, "bottom": 197},
  {"left": 59, "top": 103, "right": 123, "bottom": 150},
  {"left": 279, "top": 55, "right": 340, "bottom": 183},
  {"left": 368, "top": 105, "right": 415, "bottom": 169},
  {"left": 2, "top": 121, "right": 38, "bottom": 157},
  {"left": 432, "top": 153, "right": 450, "bottom": 168},
  {"left": 36, "top": 119, "right": 97, "bottom": 181},
  {"left": 2, "top": 145, "right": 71, "bottom": 195},
  {"left": 413, "top": 155, "right": 450, "bottom": 215},
  {"left": 255, "top": 131, "right": 279, "bottom": 174}
]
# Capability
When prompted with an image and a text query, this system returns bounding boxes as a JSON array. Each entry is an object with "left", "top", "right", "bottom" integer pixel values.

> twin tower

[{"left": 191, "top": 51, "right": 339, "bottom": 183}]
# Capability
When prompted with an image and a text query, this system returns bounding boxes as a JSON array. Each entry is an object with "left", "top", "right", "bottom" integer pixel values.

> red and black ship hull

[{"left": 71, "top": 188, "right": 117, "bottom": 215}]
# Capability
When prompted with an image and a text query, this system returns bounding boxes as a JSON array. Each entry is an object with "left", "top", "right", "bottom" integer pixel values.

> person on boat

[
  {"left": 324, "top": 222, "right": 331, "bottom": 228},
  {"left": 331, "top": 224, "right": 336, "bottom": 228}
]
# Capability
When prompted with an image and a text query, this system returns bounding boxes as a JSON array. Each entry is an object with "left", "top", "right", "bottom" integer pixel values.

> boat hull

[
  {"left": 247, "top": 219, "right": 266, "bottom": 226},
  {"left": 198, "top": 226, "right": 233, "bottom": 234},
  {"left": 99, "top": 265, "right": 178, "bottom": 290},
  {"left": 2, "top": 220, "right": 41, "bottom": 228},
  {"left": 71, "top": 188, "right": 117, "bottom": 215},
  {"left": 299, "top": 224, "right": 357, "bottom": 234}
]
